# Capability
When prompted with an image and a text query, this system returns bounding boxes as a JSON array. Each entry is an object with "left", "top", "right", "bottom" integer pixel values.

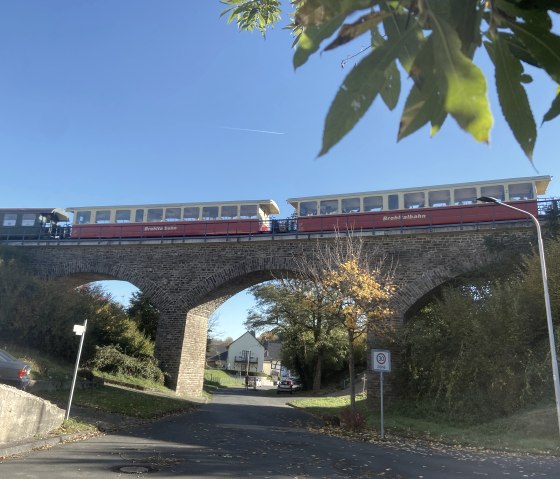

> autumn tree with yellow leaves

[{"left": 296, "top": 232, "right": 396, "bottom": 407}]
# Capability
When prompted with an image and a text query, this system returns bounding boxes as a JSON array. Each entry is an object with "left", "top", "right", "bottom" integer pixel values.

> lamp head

[{"left": 477, "top": 196, "right": 500, "bottom": 204}]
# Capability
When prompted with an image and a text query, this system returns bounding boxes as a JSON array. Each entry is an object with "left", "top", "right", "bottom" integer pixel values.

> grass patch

[
  {"left": 35, "top": 385, "right": 198, "bottom": 419},
  {"left": 290, "top": 395, "right": 560, "bottom": 455},
  {"left": 204, "top": 369, "right": 242, "bottom": 391},
  {"left": 93, "top": 369, "right": 168, "bottom": 391}
]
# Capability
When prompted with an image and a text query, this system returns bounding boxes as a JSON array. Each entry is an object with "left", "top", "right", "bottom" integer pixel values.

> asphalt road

[{"left": 2, "top": 386, "right": 560, "bottom": 478}]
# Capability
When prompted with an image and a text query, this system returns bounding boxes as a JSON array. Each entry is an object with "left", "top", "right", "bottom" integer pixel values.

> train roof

[
  {"left": 0, "top": 208, "right": 69, "bottom": 222},
  {"left": 66, "top": 199, "right": 280, "bottom": 216},
  {"left": 286, "top": 176, "right": 552, "bottom": 205}
]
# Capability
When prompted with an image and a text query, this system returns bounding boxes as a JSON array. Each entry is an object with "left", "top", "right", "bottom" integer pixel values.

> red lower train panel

[
  {"left": 296, "top": 201, "right": 537, "bottom": 233},
  {"left": 71, "top": 219, "right": 267, "bottom": 239}
]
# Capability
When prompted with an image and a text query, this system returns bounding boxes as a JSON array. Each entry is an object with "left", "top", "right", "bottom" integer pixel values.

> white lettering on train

[
  {"left": 382, "top": 214, "right": 427, "bottom": 221},
  {"left": 144, "top": 226, "right": 179, "bottom": 231}
]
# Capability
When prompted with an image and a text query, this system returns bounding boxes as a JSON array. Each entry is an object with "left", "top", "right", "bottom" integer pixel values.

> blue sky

[{"left": 2, "top": 2, "right": 559, "bottom": 339}]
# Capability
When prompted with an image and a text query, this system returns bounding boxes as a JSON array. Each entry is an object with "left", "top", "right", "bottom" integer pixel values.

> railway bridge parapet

[{"left": 9, "top": 222, "right": 536, "bottom": 401}]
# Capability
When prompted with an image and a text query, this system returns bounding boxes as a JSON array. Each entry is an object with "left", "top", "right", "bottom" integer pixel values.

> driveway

[{"left": 1, "top": 386, "right": 560, "bottom": 478}]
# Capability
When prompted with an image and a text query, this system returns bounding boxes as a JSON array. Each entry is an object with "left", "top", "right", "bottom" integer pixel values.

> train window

[
  {"left": 21, "top": 213, "right": 37, "bottom": 226},
  {"left": 481, "top": 185, "right": 505, "bottom": 201},
  {"left": 221, "top": 205, "right": 238, "bottom": 219},
  {"left": 135, "top": 209, "right": 144, "bottom": 222},
  {"left": 320, "top": 199, "right": 338, "bottom": 215},
  {"left": 183, "top": 207, "right": 199, "bottom": 221},
  {"left": 165, "top": 207, "right": 181, "bottom": 221},
  {"left": 454, "top": 187, "right": 477, "bottom": 205},
  {"left": 116, "top": 210, "right": 131, "bottom": 223},
  {"left": 388, "top": 194, "right": 399, "bottom": 210},
  {"left": 342, "top": 197, "right": 360, "bottom": 213},
  {"left": 508, "top": 183, "right": 534, "bottom": 200},
  {"left": 95, "top": 210, "right": 111, "bottom": 223},
  {"left": 147, "top": 208, "right": 163, "bottom": 222},
  {"left": 240, "top": 205, "right": 257, "bottom": 219},
  {"left": 404, "top": 192, "right": 425, "bottom": 209},
  {"left": 77, "top": 211, "right": 91, "bottom": 224},
  {"left": 429, "top": 190, "right": 451, "bottom": 207},
  {"left": 364, "top": 196, "right": 383, "bottom": 211},
  {"left": 202, "top": 206, "right": 219, "bottom": 220},
  {"left": 300, "top": 201, "right": 318, "bottom": 216},
  {"left": 2, "top": 214, "right": 16, "bottom": 227}
]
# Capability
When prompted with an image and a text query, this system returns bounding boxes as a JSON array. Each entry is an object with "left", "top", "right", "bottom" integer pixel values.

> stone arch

[{"left": 157, "top": 256, "right": 304, "bottom": 396}]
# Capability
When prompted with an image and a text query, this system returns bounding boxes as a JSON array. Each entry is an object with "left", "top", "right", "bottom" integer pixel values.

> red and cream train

[{"left": 0, "top": 176, "right": 553, "bottom": 240}]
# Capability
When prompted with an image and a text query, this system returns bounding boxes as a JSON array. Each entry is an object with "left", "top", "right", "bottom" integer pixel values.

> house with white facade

[{"left": 226, "top": 331, "right": 265, "bottom": 374}]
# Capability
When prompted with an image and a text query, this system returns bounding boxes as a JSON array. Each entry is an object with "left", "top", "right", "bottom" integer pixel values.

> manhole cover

[{"left": 118, "top": 466, "right": 150, "bottom": 474}]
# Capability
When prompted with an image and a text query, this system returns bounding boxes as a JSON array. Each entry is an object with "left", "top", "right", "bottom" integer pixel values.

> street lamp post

[{"left": 477, "top": 196, "right": 560, "bottom": 437}]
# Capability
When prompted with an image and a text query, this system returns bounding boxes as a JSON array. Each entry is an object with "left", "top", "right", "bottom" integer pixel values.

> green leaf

[
  {"left": 447, "top": 0, "right": 482, "bottom": 58},
  {"left": 488, "top": 35, "right": 536, "bottom": 159},
  {"left": 430, "top": 14, "right": 493, "bottom": 143},
  {"left": 372, "top": 29, "right": 401, "bottom": 111},
  {"left": 382, "top": 7, "right": 424, "bottom": 73},
  {"left": 319, "top": 24, "right": 417, "bottom": 156},
  {"left": 293, "top": 0, "right": 379, "bottom": 69},
  {"left": 398, "top": 38, "right": 446, "bottom": 140},
  {"left": 380, "top": 60, "right": 401, "bottom": 111},
  {"left": 543, "top": 86, "right": 560, "bottom": 123},
  {"left": 510, "top": 22, "right": 560, "bottom": 84}
]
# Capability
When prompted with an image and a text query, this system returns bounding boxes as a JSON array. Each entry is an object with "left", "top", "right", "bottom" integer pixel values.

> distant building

[
  {"left": 226, "top": 331, "right": 265, "bottom": 374},
  {"left": 262, "top": 340, "right": 282, "bottom": 380}
]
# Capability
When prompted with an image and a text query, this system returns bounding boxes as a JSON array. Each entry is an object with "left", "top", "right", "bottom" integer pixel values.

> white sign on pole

[
  {"left": 372, "top": 349, "right": 391, "bottom": 372},
  {"left": 73, "top": 324, "right": 85, "bottom": 336}
]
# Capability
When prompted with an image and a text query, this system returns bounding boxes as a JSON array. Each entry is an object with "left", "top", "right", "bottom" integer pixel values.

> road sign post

[
  {"left": 372, "top": 349, "right": 391, "bottom": 439},
  {"left": 66, "top": 319, "right": 87, "bottom": 420}
]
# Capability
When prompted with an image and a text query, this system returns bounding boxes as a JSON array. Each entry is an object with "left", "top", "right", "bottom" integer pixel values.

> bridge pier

[{"left": 155, "top": 304, "right": 210, "bottom": 397}]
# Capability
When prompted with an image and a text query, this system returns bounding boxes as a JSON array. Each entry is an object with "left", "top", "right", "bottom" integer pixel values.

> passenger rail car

[
  {"left": 0, "top": 208, "right": 69, "bottom": 240},
  {"left": 287, "top": 176, "right": 552, "bottom": 233},
  {"left": 66, "top": 200, "right": 280, "bottom": 239}
]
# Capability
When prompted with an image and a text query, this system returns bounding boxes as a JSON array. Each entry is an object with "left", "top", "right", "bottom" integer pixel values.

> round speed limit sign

[{"left": 372, "top": 349, "right": 391, "bottom": 372}]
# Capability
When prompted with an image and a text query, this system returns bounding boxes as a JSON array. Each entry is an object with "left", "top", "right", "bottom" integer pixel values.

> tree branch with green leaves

[{"left": 221, "top": 0, "right": 560, "bottom": 161}]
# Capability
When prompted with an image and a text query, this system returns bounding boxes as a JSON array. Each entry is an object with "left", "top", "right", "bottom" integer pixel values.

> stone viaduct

[{"left": 8, "top": 221, "right": 536, "bottom": 406}]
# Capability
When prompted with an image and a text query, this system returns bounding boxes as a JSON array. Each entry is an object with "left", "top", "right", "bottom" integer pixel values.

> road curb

[{"left": 0, "top": 431, "right": 98, "bottom": 460}]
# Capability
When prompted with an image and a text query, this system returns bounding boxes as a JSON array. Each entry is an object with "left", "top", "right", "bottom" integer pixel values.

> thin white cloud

[{"left": 219, "top": 126, "right": 285, "bottom": 135}]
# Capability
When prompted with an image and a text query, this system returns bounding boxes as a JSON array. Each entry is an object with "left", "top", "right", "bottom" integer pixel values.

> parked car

[
  {"left": 0, "top": 349, "right": 31, "bottom": 390},
  {"left": 277, "top": 377, "right": 302, "bottom": 394}
]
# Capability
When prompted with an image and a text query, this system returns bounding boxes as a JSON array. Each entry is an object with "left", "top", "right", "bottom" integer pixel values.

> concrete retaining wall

[{"left": 0, "top": 384, "right": 64, "bottom": 444}]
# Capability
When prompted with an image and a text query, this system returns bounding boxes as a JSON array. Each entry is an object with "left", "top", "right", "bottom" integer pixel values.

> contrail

[{"left": 220, "top": 126, "right": 285, "bottom": 135}]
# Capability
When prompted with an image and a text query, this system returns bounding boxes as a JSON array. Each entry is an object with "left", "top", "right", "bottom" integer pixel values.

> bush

[
  {"left": 88, "top": 345, "right": 164, "bottom": 384},
  {"left": 340, "top": 407, "right": 366, "bottom": 432}
]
